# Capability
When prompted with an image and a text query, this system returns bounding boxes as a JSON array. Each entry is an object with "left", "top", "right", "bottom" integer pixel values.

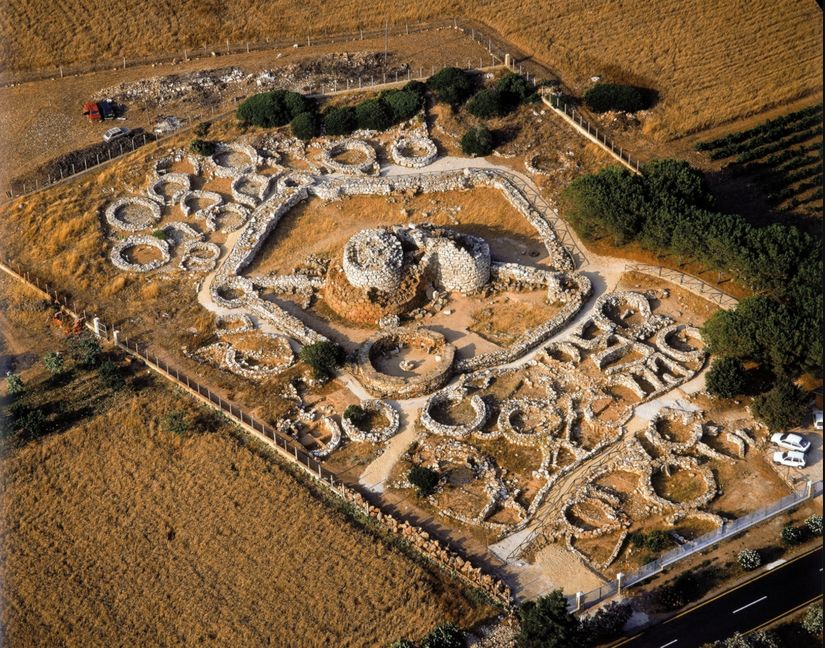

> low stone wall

[
  {"left": 390, "top": 134, "right": 438, "bottom": 168},
  {"left": 420, "top": 388, "right": 488, "bottom": 437},
  {"left": 180, "top": 240, "right": 221, "bottom": 272},
  {"left": 320, "top": 139, "right": 379, "bottom": 176},
  {"left": 341, "top": 400, "right": 400, "bottom": 443},
  {"left": 312, "top": 417, "right": 343, "bottom": 458},
  {"left": 105, "top": 196, "right": 162, "bottom": 232},
  {"left": 147, "top": 172, "right": 191, "bottom": 205},
  {"left": 354, "top": 327, "right": 455, "bottom": 399},
  {"left": 109, "top": 235, "right": 170, "bottom": 272},
  {"left": 180, "top": 189, "right": 223, "bottom": 218}
]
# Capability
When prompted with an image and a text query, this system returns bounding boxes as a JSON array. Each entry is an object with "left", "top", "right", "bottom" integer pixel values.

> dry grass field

[
  {"left": 1, "top": 1, "right": 821, "bottom": 139},
  {"left": 0, "top": 274, "right": 495, "bottom": 647}
]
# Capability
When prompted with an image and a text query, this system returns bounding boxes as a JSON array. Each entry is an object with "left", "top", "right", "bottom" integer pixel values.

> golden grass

[
  {"left": 1, "top": 1, "right": 820, "bottom": 138},
  {"left": 0, "top": 278, "right": 495, "bottom": 647}
]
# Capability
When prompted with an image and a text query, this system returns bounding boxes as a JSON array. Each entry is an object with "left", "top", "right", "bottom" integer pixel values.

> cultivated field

[
  {"left": 0, "top": 1, "right": 821, "bottom": 138},
  {"left": 0, "top": 274, "right": 495, "bottom": 647}
]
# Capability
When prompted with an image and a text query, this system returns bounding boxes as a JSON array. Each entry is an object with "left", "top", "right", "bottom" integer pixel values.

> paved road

[{"left": 616, "top": 546, "right": 823, "bottom": 648}]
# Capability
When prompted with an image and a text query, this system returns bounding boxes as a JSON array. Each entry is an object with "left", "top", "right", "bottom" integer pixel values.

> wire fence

[
  {"left": 625, "top": 263, "right": 740, "bottom": 310},
  {"left": 570, "top": 478, "right": 823, "bottom": 611},
  {"left": 544, "top": 93, "right": 642, "bottom": 174}
]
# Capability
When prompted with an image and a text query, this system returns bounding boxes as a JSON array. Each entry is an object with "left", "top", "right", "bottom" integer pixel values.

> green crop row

[
  {"left": 708, "top": 113, "right": 822, "bottom": 160},
  {"left": 734, "top": 126, "right": 822, "bottom": 164}
]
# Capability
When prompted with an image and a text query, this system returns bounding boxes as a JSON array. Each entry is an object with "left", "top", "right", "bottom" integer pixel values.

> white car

[
  {"left": 772, "top": 450, "right": 806, "bottom": 468},
  {"left": 103, "top": 126, "right": 130, "bottom": 142},
  {"left": 770, "top": 432, "right": 811, "bottom": 453},
  {"left": 814, "top": 409, "right": 823, "bottom": 431}
]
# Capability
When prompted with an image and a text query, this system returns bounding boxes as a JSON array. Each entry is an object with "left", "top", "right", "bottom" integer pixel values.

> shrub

[
  {"left": 190, "top": 139, "right": 216, "bottom": 156},
  {"left": 460, "top": 126, "right": 494, "bottom": 156},
  {"left": 15, "top": 407, "right": 47, "bottom": 439},
  {"left": 805, "top": 514, "right": 822, "bottom": 536},
  {"left": 467, "top": 88, "right": 509, "bottom": 118},
  {"left": 496, "top": 72, "right": 534, "bottom": 104},
  {"left": 802, "top": 603, "right": 823, "bottom": 635},
  {"left": 644, "top": 530, "right": 671, "bottom": 552},
  {"left": 163, "top": 411, "right": 189, "bottom": 435},
  {"left": 751, "top": 378, "right": 808, "bottom": 431},
  {"left": 43, "top": 351, "right": 65, "bottom": 376},
  {"left": 290, "top": 111, "right": 317, "bottom": 141},
  {"left": 343, "top": 404, "right": 366, "bottom": 425},
  {"left": 408, "top": 465, "right": 440, "bottom": 497},
  {"left": 780, "top": 524, "right": 803, "bottom": 545},
  {"left": 427, "top": 67, "right": 474, "bottom": 107},
  {"left": 420, "top": 623, "right": 464, "bottom": 648},
  {"left": 584, "top": 83, "right": 645, "bottom": 113},
  {"left": 67, "top": 333, "right": 102, "bottom": 369},
  {"left": 236, "top": 90, "right": 313, "bottom": 127},
  {"left": 383, "top": 89, "right": 421, "bottom": 122},
  {"left": 517, "top": 589, "right": 582, "bottom": 648},
  {"left": 6, "top": 372, "right": 24, "bottom": 396},
  {"left": 298, "top": 341, "right": 344, "bottom": 380},
  {"left": 323, "top": 106, "right": 357, "bottom": 135},
  {"left": 705, "top": 357, "right": 747, "bottom": 398},
  {"left": 389, "top": 641, "right": 416, "bottom": 648},
  {"left": 355, "top": 98, "right": 394, "bottom": 131},
  {"left": 737, "top": 548, "right": 761, "bottom": 570},
  {"left": 402, "top": 79, "right": 427, "bottom": 99},
  {"left": 580, "top": 601, "right": 632, "bottom": 644},
  {"left": 152, "top": 229, "right": 167, "bottom": 240},
  {"left": 193, "top": 121, "right": 211, "bottom": 137},
  {"left": 98, "top": 358, "right": 125, "bottom": 391}
]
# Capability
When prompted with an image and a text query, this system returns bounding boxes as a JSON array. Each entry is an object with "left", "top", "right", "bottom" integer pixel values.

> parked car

[
  {"left": 814, "top": 409, "right": 823, "bottom": 431},
  {"left": 98, "top": 99, "right": 118, "bottom": 120},
  {"left": 82, "top": 101, "right": 101, "bottom": 121},
  {"left": 770, "top": 432, "right": 811, "bottom": 453},
  {"left": 772, "top": 450, "right": 806, "bottom": 468},
  {"left": 103, "top": 126, "right": 130, "bottom": 142}
]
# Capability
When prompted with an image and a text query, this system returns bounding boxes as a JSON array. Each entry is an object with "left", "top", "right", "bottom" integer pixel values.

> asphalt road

[{"left": 616, "top": 546, "right": 823, "bottom": 648}]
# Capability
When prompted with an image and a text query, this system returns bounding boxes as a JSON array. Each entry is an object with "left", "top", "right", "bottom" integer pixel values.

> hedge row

[
  {"left": 696, "top": 104, "right": 822, "bottom": 152},
  {"left": 733, "top": 125, "right": 823, "bottom": 164},
  {"left": 707, "top": 114, "right": 822, "bottom": 160}
]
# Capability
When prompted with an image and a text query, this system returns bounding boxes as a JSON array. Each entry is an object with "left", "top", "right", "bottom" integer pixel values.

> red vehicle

[{"left": 82, "top": 101, "right": 101, "bottom": 121}]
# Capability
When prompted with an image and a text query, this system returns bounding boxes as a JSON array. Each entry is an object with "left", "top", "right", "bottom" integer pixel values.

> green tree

[
  {"left": 705, "top": 357, "right": 747, "bottom": 398},
  {"left": 299, "top": 341, "right": 344, "bottom": 380},
  {"left": 408, "top": 465, "right": 440, "bottom": 497},
  {"left": 43, "top": 351, "right": 65, "bottom": 376},
  {"left": 343, "top": 404, "right": 366, "bottom": 425},
  {"left": 163, "top": 411, "right": 189, "bottom": 435},
  {"left": 496, "top": 72, "right": 534, "bottom": 104},
  {"left": 584, "top": 83, "right": 645, "bottom": 113},
  {"left": 355, "top": 98, "right": 394, "bottom": 131},
  {"left": 751, "top": 378, "right": 808, "bottom": 431},
  {"left": 580, "top": 601, "right": 632, "bottom": 645},
  {"left": 805, "top": 514, "right": 822, "bottom": 536},
  {"left": 5, "top": 372, "right": 23, "bottom": 396},
  {"left": 290, "top": 111, "right": 318, "bottom": 141},
  {"left": 780, "top": 524, "right": 803, "bottom": 546},
  {"left": 383, "top": 89, "right": 422, "bottom": 122},
  {"left": 420, "top": 623, "right": 464, "bottom": 648},
  {"left": 98, "top": 358, "right": 125, "bottom": 391},
  {"left": 323, "top": 106, "right": 357, "bottom": 135},
  {"left": 15, "top": 407, "right": 47, "bottom": 439},
  {"left": 467, "top": 88, "right": 509, "bottom": 118},
  {"left": 194, "top": 121, "right": 211, "bottom": 137},
  {"left": 236, "top": 90, "right": 313, "bottom": 127},
  {"left": 737, "top": 548, "right": 761, "bottom": 570},
  {"left": 190, "top": 139, "right": 216, "bottom": 155},
  {"left": 517, "top": 590, "right": 581, "bottom": 648},
  {"left": 802, "top": 603, "right": 823, "bottom": 636},
  {"left": 427, "top": 67, "right": 474, "bottom": 107},
  {"left": 460, "top": 126, "right": 494, "bottom": 156},
  {"left": 67, "top": 333, "right": 102, "bottom": 369}
]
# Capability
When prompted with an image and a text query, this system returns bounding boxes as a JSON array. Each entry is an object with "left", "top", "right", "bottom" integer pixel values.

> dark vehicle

[
  {"left": 82, "top": 101, "right": 101, "bottom": 121},
  {"left": 98, "top": 99, "right": 118, "bottom": 120}
]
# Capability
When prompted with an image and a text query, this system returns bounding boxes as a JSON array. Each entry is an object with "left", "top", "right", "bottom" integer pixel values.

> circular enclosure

[
  {"left": 342, "top": 228, "right": 405, "bottom": 293},
  {"left": 105, "top": 196, "right": 162, "bottom": 232},
  {"left": 390, "top": 135, "right": 438, "bottom": 168},
  {"left": 110, "top": 235, "right": 170, "bottom": 272}
]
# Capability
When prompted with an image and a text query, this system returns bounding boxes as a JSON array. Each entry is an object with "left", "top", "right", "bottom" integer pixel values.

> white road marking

[
  {"left": 660, "top": 640, "right": 678, "bottom": 648},
  {"left": 732, "top": 595, "right": 767, "bottom": 614},
  {"left": 765, "top": 559, "right": 787, "bottom": 570}
]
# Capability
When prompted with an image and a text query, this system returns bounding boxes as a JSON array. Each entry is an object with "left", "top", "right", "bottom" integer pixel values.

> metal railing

[
  {"left": 544, "top": 94, "right": 642, "bottom": 174},
  {"left": 625, "top": 263, "right": 739, "bottom": 310},
  {"left": 569, "top": 479, "right": 823, "bottom": 612}
]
